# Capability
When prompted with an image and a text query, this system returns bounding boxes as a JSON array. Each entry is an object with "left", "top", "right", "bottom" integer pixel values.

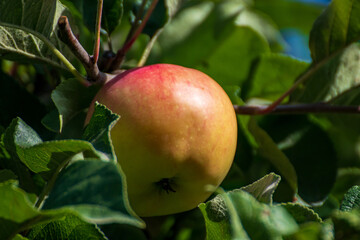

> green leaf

[
  {"left": 285, "top": 220, "right": 334, "bottom": 240},
  {"left": 131, "top": 0, "right": 166, "bottom": 37},
  {"left": 83, "top": 102, "right": 120, "bottom": 161},
  {"left": 0, "top": 169, "right": 18, "bottom": 183},
  {"left": 4, "top": 118, "right": 101, "bottom": 181},
  {"left": 0, "top": 72, "right": 48, "bottom": 137},
  {"left": 60, "top": 0, "right": 123, "bottom": 35},
  {"left": 102, "top": 0, "right": 124, "bottom": 35},
  {"left": 332, "top": 210, "right": 360, "bottom": 239},
  {"left": 199, "top": 196, "right": 242, "bottom": 240},
  {"left": 248, "top": 118, "right": 298, "bottom": 193},
  {"left": 27, "top": 213, "right": 107, "bottom": 240},
  {"left": 243, "top": 54, "right": 309, "bottom": 101},
  {"left": 13, "top": 234, "right": 30, "bottom": 240},
  {"left": 153, "top": 0, "right": 269, "bottom": 87},
  {"left": 0, "top": 181, "right": 69, "bottom": 240},
  {"left": 309, "top": 0, "right": 360, "bottom": 62},
  {"left": 43, "top": 160, "right": 144, "bottom": 228},
  {"left": 0, "top": 0, "right": 72, "bottom": 69},
  {"left": 43, "top": 78, "right": 100, "bottom": 133},
  {"left": 259, "top": 115, "right": 338, "bottom": 204},
  {"left": 234, "top": 8, "right": 285, "bottom": 51},
  {"left": 340, "top": 186, "right": 360, "bottom": 212},
  {"left": 332, "top": 168, "right": 360, "bottom": 202},
  {"left": 223, "top": 86, "right": 256, "bottom": 173},
  {"left": 199, "top": 190, "right": 298, "bottom": 240},
  {"left": 197, "top": 26, "right": 270, "bottom": 87},
  {"left": 241, "top": 172, "right": 281, "bottom": 204},
  {"left": 292, "top": 43, "right": 360, "bottom": 104},
  {"left": 254, "top": 0, "right": 324, "bottom": 34},
  {"left": 281, "top": 203, "right": 322, "bottom": 224}
]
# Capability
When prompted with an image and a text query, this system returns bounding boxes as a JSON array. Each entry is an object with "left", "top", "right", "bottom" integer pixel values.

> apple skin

[{"left": 86, "top": 64, "right": 237, "bottom": 217}]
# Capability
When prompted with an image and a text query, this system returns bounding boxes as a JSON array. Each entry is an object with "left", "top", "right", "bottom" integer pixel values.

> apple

[{"left": 86, "top": 64, "right": 237, "bottom": 217}]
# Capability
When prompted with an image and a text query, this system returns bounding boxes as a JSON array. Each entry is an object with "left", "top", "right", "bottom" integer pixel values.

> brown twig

[
  {"left": 234, "top": 104, "right": 360, "bottom": 115},
  {"left": 109, "top": 0, "right": 159, "bottom": 71},
  {"left": 58, "top": 16, "right": 106, "bottom": 83}
]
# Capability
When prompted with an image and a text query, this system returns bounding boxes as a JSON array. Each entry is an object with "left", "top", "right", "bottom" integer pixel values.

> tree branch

[
  {"left": 58, "top": 16, "right": 106, "bottom": 83},
  {"left": 234, "top": 104, "right": 360, "bottom": 115}
]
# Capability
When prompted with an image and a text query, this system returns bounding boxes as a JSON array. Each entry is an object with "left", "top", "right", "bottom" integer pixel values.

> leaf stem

[
  {"left": 93, "top": 0, "right": 104, "bottom": 64},
  {"left": 234, "top": 104, "right": 360, "bottom": 115},
  {"left": 109, "top": 0, "right": 159, "bottom": 71}
]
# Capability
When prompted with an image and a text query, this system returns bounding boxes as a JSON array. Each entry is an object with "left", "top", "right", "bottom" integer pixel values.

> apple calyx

[{"left": 156, "top": 178, "right": 176, "bottom": 194}]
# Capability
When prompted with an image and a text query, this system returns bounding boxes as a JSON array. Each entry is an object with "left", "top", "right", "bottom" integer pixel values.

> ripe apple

[{"left": 86, "top": 64, "right": 237, "bottom": 217}]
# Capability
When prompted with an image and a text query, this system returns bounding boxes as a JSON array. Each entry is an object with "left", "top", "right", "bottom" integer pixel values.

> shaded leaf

[
  {"left": 248, "top": 118, "right": 298, "bottom": 193},
  {"left": 43, "top": 160, "right": 144, "bottom": 228},
  {"left": 131, "top": 0, "right": 167, "bottom": 37},
  {"left": 62, "top": 0, "right": 123, "bottom": 35},
  {"left": 44, "top": 78, "right": 99, "bottom": 133},
  {"left": 260, "top": 115, "right": 337, "bottom": 204},
  {"left": 0, "top": 0, "right": 71, "bottom": 69},
  {"left": 332, "top": 210, "right": 360, "bottom": 240},
  {"left": 0, "top": 169, "right": 18, "bottom": 183},
  {"left": 332, "top": 168, "right": 360, "bottom": 202},
  {"left": 4, "top": 118, "right": 101, "bottom": 181},
  {"left": 309, "top": 0, "right": 360, "bottom": 62},
  {"left": 285, "top": 220, "right": 334, "bottom": 240},
  {"left": 223, "top": 86, "right": 255, "bottom": 172},
  {"left": 281, "top": 203, "right": 322, "bottom": 224},
  {"left": 241, "top": 172, "right": 281, "bottom": 204},
  {"left": 0, "top": 72, "right": 48, "bottom": 137},
  {"left": 83, "top": 102, "right": 119, "bottom": 161},
  {"left": 0, "top": 181, "right": 69, "bottom": 240},
  {"left": 27, "top": 213, "right": 107, "bottom": 240},
  {"left": 340, "top": 186, "right": 360, "bottom": 212}
]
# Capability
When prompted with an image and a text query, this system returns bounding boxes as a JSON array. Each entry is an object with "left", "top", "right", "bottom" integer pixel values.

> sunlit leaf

[
  {"left": 309, "top": 0, "right": 360, "bottom": 62},
  {"left": 243, "top": 53, "right": 309, "bottom": 101},
  {"left": 0, "top": 0, "right": 71, "bottom": 69},
  {"left": 241, "top": 172, "right": 281, "bottom": 204}
]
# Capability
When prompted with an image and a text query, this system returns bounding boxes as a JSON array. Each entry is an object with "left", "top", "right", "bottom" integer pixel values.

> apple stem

[
  {"left": 57, "top": 16, "right": 107, "bottom": 84},
  {"left": 156, "top": 178, "right": 176, "bottom": 193},
  {"left": 108, "top": 0, "right": 159, "bottom": 71},
  {"left": 234, "top": 104, "right": 360, "bottom": 115}
]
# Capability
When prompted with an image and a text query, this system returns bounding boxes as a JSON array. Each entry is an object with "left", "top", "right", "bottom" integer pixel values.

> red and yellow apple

[{"left": 86, "top": 64, "right": 237, "bottom": 217}]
